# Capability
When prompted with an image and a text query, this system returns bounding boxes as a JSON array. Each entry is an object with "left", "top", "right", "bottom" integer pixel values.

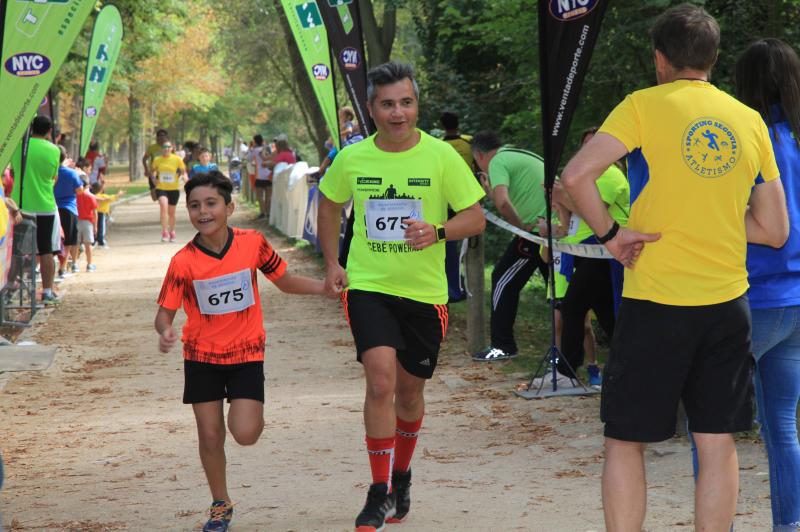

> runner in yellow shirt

[
  {"left": 142, "top": 129, "right": 169, "bottom": 201},
  {"left": 151, "top": 141, "right": 186, "bottom": 242}
]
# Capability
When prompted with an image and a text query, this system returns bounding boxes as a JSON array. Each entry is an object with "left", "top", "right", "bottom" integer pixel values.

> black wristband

[{"left": 596, "top": 221, "right": 620, "bottom": 244}]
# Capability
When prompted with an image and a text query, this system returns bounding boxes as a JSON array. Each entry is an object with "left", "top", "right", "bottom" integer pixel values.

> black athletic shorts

[
  {"left": 155, "top": 189, "right": 180, "bottom": 206},
  {"left": 183, "top": 360, "right": 265, "bottom": 404},
  {"left": 254, "top": 180, "right": 272, "bottom": 188},
  {"left": 57, "top": 208, "right": 78, "bottom": 246},
  {"left": 601, "top": 295, "right": 754, "bottom": 442},
  {"left": 35, "top": 213, "right": 59, "bottom": 255},
  {"left": 341, "top": 289, "right": 448, "bottom": 379}
]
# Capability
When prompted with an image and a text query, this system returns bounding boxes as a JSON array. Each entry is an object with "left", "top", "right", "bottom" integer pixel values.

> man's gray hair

[{"left": 366, "top": 62, "right": 420, "bottom": 104}]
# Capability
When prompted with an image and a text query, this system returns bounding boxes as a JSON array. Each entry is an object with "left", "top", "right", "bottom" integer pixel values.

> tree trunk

[
  {"left": 273, "top": 0, "right": 330, "bottom": 161},
  {"left": 765, "top": 0, "right": 783, "bottom": 38},
  {"left": 358, "top": 0, "right": 396, "bottom": 66},
  {"left": 128, "top": 90, "right": 144, "bottom": 182}
]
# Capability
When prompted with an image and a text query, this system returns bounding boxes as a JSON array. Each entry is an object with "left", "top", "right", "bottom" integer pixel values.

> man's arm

[
  {"left": 561, "top": 132, "right": 659, "bottom": 267},
  {"left": 492, "top": 185, "right": 527, "bottom": 229},
  {"left": 142, "top": 152, "right": 150, "bottom": 175},
  {"left": 747, "top": 179, "right": 789, "bottom": 247},
  {"left": 403, "top": 203, "right": 485, "bottom": 250},
  {"left": 318, "top": 195, "right": 348, "bottom": 298}
]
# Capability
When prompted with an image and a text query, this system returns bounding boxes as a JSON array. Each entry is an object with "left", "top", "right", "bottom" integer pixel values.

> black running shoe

[
  {"left": 355, "top": 482, "right": 396, "bottom": 532},
  {"left": 387, "top": 470, "right": 411, "bottom": 523}
]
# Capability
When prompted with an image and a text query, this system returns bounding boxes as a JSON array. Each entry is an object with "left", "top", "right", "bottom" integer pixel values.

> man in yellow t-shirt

[
  {"left": 560, "top": 5, "right": 788, "bottom": 531},
  {"left": 142, "top": 129, "right": 169, "bottom": 200},
  {"left": 150, "top": 142, "right": 186, "bottom": 242},
  {"left": 318, "top": 62, "right": 485, "bottom": 530}
]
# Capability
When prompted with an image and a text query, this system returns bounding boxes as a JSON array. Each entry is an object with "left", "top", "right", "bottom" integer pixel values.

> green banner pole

[
  {"left": 80, "top": 4, "right": 123, "bottom": 157},
  {"left": 279, "top": 0, "right": 339, "bottom": 148},
  {"left": 0, "top": 0, "right": 97, "bottom": 171}
]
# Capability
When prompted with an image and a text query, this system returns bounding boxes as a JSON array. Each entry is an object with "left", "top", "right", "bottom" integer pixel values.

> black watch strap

[
  {"left": 435, "top": 224, "right": 446, "bottom": 242},
  {"left": 596, "top": 221, "right": 620, "bottom": 244}
]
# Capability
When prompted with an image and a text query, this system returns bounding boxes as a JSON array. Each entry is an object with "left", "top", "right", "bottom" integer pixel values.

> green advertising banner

[
  {"left": 279, "top": 0, "right": 339, "bottom": 147},
  {"left": 80, "top": 4, "right": 123, "bottom": 157},
  {"left": 0, "top": 0, "right": 96, "bottom": 171}
]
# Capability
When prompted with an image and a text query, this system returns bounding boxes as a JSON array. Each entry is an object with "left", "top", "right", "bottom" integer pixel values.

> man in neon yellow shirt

[
  {"left": 561, "top": 5, "right": 788, "bottom": 530},
  {"left": 318, "top": 62, "right": 485, "bottom": 531},
  {"left": 150, "top": 142, "right": 186, "bottom": 242}
]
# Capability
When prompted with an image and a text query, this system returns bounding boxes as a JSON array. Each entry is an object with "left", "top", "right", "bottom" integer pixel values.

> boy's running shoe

[
  {"left": 387, "top": 470, "right": 412, "bottom": 523},
  {"left": 161, "top": 230, "right": 169, "bottom": 242},
  {"left": 41, "top": 293, "right": 60, "bottom": 306},
  {"left": 86, "top": 264, "right": 97, "bottom": 272},
  {"left": 587, "top": 364, "right": 602, "bottom": 389},
  {"left": 202, "top": 500, "right": 233, "bottom": 532},
  {"left": 355, "top": 483, "right": 395, "bottom": 532},
  {"left": 70, "top": 262, "right": 79, "bottom": 274},
  {"left": 169, "top": 230, "right": 176, "bottom": 243}
]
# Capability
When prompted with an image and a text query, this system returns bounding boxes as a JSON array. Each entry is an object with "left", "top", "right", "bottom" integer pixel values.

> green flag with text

[
  {"left": 80, "top": 4, "right": 123, "bottom": 157},
  {"left": 279, "top": 0, "right": 338, "bottom": 147},
  {"left": 0, "top": 0, "right": 96, "bottom": 170}
]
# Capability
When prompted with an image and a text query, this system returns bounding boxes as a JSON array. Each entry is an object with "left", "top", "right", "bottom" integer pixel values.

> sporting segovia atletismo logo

[{"left": 683, "top": 117, "right": 740, "bottom": 178}]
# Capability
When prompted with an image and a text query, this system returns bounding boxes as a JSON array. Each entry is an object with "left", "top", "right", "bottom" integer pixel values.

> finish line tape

[{"left": 483, "top": 209, "right": 614, "bottom": 259}]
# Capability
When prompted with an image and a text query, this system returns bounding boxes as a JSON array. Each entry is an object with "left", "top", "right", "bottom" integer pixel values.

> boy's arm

[
  {"left": 271, "top": 271, "right": 325, "bottom": 295},
  {"left": 155, "top": 306, "right": 178, "bottom": 353}
]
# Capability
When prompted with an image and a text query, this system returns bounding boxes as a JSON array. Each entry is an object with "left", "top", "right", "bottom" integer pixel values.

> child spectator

[
  {"left": 91, "top": 181, "right": 124, "bottom": 249},
  {"left": 76, "top": 178, "right": 98, "bottom": 272},
  {"left": 54, "top": 146, "right": 84, "bottom": 276},
  {"left": 154, "top": 171, "right": 325, "bottom": 531},
  {"left": 85, "top": 142, "right": 107, "bottom": 186},
  {"left": 188, "top": 147, "right": 218, "bottom": 180}
]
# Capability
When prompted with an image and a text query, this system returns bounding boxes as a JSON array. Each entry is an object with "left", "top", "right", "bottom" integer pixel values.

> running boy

[{"left": 154, "top": 171, "right": 325, "bottom": 532}]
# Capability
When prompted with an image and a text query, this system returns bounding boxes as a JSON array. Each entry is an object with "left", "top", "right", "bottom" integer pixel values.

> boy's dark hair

[
  {"left": 253, "top": 134, "right": 264, "bottom": 146},
  {"left": 89, "top": 141, "right": 99, "bottom": 152},
  {"left": 76, "top": 157, "right": 90, "bottom": 169},
  {"left": 32, "top": 115, "right": 52, "bottom": 136},
  {"left": 440, "top": 111, "right": 459, "bottom": 131},
  {"left": 736, "top": 38, "right": 800, "bottom": 147},
  {"left": 185, "top": 170, "right": 233, "bottom": 204},
  {"left": 90, "top": 182, "right": 102, "bottom": 194},
  {"left": 58, "top": 145, "right": 68, "bottom": 164},
  {"left": 156, "top": 128, "right": 168, "bottom": 136},
  {"left": 650, "top": 3, "right": 719, "bottom": 72},
  {"left": 472, "top": 131, "right": 502, "bottom": 154},
  {"left": 198, "top": 147, "right": 211, "bottom": 155},
  {"left": 367, "top": 62, "right": 419, "bottom": 104}
]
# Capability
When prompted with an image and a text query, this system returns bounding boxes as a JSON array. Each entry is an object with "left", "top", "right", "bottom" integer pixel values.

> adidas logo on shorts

[{"left": 419, "top": 358, "right": 431, "bottom": 366}]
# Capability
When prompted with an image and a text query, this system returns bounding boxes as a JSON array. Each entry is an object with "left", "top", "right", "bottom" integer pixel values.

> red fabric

[
  {"left": 394, "top": 417, "right": 423, "bottom": 473},
  {"left": 273, "top": 150, "right": 296, "bottom": 165},
  {"left": 366, "top": 436, "right": 395, "bottom": 488},
  {"left": 2, "top": 167, "right": 13, "bottom": 197},
  {"left": 85, "top": 150, "right": 99, "bottom": 166},
  {"left": 77, "top": 192, "right": 98, "bottom": 221}
]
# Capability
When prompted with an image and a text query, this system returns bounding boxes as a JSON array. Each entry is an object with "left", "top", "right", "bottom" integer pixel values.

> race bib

[
  {"left": 193, "top": 269, "right": 255, "bottom": 315},
  {"left": 160, "top": 172, "right": 176, "bottom": 184},
  {"left": 364, "top": 199, "right": 423, "bottom": 241},
  {"left": 552, "top": 250, "right": 562, "bottom": 267},
  {"left": 568, "top": 213, "right": 581, "bottom": 236}
]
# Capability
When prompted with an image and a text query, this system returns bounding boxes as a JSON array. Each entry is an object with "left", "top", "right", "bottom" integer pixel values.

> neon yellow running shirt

[{"left": 320, "top": 131, "right": 485, "bottom": 304}]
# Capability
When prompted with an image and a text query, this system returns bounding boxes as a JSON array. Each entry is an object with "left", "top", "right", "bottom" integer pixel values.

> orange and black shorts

[{"left": 341, "top": 289, "right": 448, "bottom": 379}]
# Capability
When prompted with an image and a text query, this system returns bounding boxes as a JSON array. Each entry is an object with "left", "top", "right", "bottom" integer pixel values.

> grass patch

[{"left": 106, "top": 185, "right": 149, "bottom": 196}]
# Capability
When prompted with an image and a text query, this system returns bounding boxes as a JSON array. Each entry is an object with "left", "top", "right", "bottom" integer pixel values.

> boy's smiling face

[{"left": 186, "top": 185, "right": 234, "bottom": 238}]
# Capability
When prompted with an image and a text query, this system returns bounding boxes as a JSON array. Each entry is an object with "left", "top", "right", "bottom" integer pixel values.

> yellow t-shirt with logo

[
  {"left": 152, "top": 154, "right": 186, "bottom": 191},
  {"left": 599, "top": 80, "right": 779, "bottom": 306},
  {"left": 320, "top": 131, "right": 485, "bottom": 305}
]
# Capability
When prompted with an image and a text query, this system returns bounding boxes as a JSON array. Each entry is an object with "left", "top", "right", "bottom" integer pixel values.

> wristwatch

[
  {"left": 596, "top": 221, "right": 620, "bottom": 244},
  {"left": 434, "top": 223, "right": 447, "bottom": 242}
]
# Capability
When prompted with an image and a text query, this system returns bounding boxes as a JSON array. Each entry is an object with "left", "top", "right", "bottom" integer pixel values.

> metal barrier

[{"left": 0, "top": 217, "right": 39, "bottom": 326}]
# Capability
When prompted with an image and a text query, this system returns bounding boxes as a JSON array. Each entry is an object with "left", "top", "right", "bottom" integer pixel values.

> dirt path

[{"left": 0, "top": 195, "right": 771, "bottom": 531}]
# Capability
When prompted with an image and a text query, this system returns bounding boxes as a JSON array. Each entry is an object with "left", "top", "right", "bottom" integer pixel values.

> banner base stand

[
  {"left": 514, "top": 384, "right": 599, "bottom": 399},
  {"left": 514, "top": 344, "right": 599, "bottom": 400}
]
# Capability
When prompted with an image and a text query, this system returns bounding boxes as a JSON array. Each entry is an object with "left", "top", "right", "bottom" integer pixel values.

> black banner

[
  {"left": 539, "top": 0, "right": 608, "bottom": 187},
  {"left": 317, "top": 0, "right": 373, "bottom": 139}
]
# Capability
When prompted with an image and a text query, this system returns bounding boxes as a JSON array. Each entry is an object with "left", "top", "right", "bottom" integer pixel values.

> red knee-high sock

[
  {"left": 366, "top": 436, "right": 395, "bottom": 488},
  {"left": 394, "top": 416, "right": 423, "bottom": 473}
]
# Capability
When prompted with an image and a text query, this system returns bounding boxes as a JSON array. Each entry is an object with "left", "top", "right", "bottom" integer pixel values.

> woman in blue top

[{"left": 737, "top": 38, "right": 800, "bottom": 530}]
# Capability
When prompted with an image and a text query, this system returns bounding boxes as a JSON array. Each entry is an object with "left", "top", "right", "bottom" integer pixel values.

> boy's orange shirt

[{"left": 157, "top": 227, "right": 287, "bottom": 364}]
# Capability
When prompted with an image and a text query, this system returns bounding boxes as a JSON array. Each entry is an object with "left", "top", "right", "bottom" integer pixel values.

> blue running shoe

[
  {"left": 587, "top": 364, "right": 602, "bottom": 389},
  {"left": 203, "top": 500, "right": 233, "bottom": 532}
]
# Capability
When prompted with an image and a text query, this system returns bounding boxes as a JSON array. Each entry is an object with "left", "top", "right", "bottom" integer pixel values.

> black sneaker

[
  {"left": 387, "top": 470, "right": 411, "bottom": 523},
  {"left": 472, "top": 346, "right": 517, "bottom": 361},
  {"left": 355, "top": 482, "right": 396, "bottom": 532}
]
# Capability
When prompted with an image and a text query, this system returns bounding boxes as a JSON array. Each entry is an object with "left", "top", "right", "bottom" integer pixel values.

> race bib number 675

[
  {"left": 365, "top": 199, "right": 423, "bottom": 241},
  {"left": 193, "top": 269, "right": 255, "bottom": 315}
]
